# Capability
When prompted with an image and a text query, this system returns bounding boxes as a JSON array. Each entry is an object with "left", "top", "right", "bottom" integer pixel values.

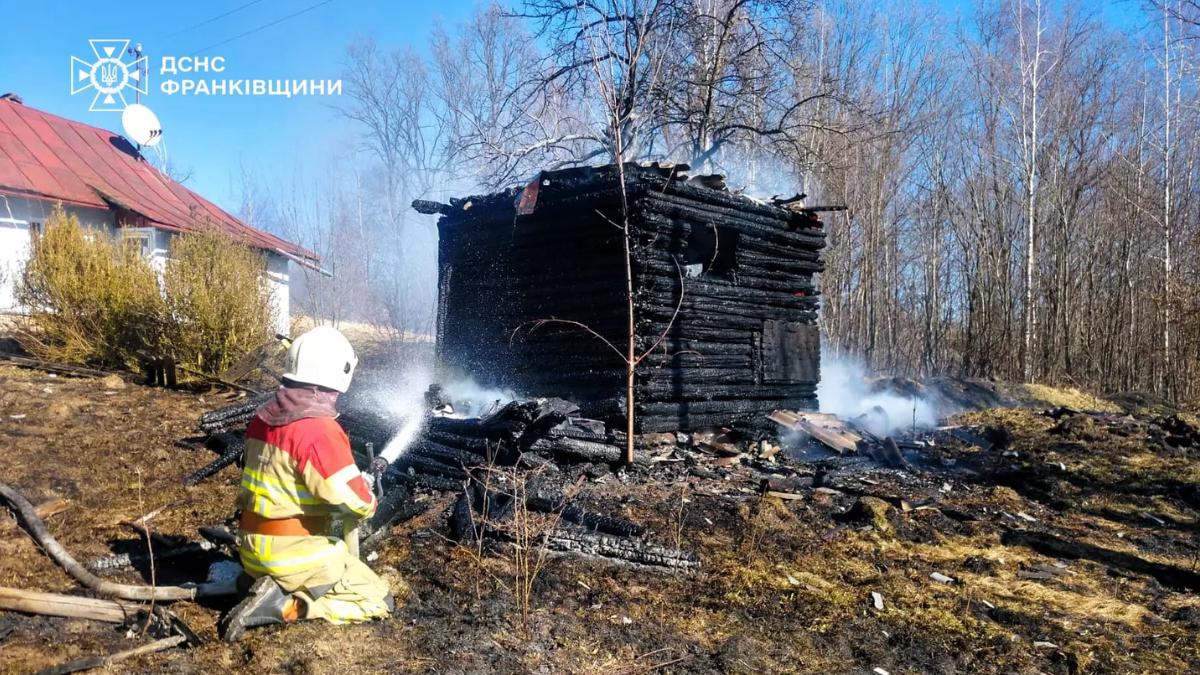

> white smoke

[
  {"left": 374, "top": 374, "right": 517, "bottom": 464},
  {"left": 816, "top": 349, "right": 938, "bottom": 437}
]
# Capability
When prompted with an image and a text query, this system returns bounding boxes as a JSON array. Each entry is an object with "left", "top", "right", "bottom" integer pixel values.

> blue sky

[
  {"left": 0, "top": 0, "right": 476, "bottom": 212},
  {"left": 0, "top": 0, "right": 1145, "bottom": 217}
]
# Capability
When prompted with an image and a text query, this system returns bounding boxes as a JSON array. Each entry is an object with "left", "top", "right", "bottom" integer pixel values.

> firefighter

[{"left": 219, "top": 326, "right": 394, "bottom": 642}]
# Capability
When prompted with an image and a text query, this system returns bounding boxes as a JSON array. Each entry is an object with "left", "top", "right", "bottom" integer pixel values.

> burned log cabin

[{"left": 415, "top": 163, "right": 826, "bottom": 433}]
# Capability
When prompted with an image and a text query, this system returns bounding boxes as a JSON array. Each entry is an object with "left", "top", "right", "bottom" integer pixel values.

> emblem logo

[{"left": 70, "top": 40, "right": 147, "bottom": 112}]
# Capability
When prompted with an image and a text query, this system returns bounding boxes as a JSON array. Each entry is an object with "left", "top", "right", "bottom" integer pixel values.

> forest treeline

[{"left": 249, "top": 0, "right": 1200, "bottom": 400}]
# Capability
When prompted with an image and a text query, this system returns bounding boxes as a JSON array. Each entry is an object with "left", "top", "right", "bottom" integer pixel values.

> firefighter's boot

[{"left": 220, "top": 576, "right": 292, "bottom": 642}]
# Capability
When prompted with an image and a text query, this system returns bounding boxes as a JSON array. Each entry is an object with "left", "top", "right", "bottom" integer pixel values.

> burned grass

[{"left": 2, "top": 362, "right": 1200, "bottom": 673}]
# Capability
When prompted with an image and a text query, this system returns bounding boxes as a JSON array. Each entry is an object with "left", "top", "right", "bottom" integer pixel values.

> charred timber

[
  {"left": 525, "top": 436, "right": 648, "bottom": 464},
  {"left": 183, "top": 434, "right": 245, "bottom": 486},
  {"left": 544, "top": 528, "right": 699, "bottom": 570},
  {"left": 410, "top": 441, "right": 489, "bottom": 469},
  {"left": 524, "top": 496, "right": 644, "bottom": 538}
]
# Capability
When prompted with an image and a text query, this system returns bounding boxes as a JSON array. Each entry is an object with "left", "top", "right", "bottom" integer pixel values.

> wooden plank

[
  {"left": 769, "top": 410, "right": 861, "bottom": 454},
  {"left": 0, "top": 587, "right": 139, "bottom": 623},
  {"left": 1, "top": 497, "right": 69, "bottom": 532},
  {"left": 0, "top": 354, "right": 114, "bottom": 379},
  {"left": 218, "top": 341, "right": 274, "bottom": 384},
  {"left": 765, "top": 491, "right": 804, "bottom": 501}
]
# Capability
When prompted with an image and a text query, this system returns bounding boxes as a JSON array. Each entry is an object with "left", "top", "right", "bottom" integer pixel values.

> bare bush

[
  {"left": 453, "top": 461, "right": 565, "bottom": 640},
  {"left": 16, "top": 206, "right": 162, "bottom": 368},
  {"left": 17, "top": 207, "right": 275, "bottom": 376},
  {"left": 162, "top": 227, "right": 276, "bottom": 376}
]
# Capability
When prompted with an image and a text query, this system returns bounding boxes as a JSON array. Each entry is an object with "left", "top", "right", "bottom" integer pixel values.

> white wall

[
  {"left": 0, "top": 196, "right": 291, "bottom": 337},
  {"left": 0, "top": 195, "right": 116, "bottom": 312},
  {"left": 266, "top": 252, "right": 290, "bottom": 336},
  {"left": 0, "top": 218, "right": 31, "bottom": 312}
]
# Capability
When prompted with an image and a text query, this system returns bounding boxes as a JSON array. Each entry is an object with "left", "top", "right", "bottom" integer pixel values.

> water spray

[
  {"left": 377, "top": 414, "right": 424, "bottom": 466},
  {"left": 364, "top": 375, "right": 514, "bottom": 477}
]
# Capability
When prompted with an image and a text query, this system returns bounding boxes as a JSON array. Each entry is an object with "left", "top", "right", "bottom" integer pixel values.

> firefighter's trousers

[{"left": 237, "top": 532, "right": 392, "bottom": 624}]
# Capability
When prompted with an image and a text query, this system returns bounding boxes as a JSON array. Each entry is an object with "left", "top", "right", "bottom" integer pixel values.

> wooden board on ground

[
  {"left": 769, "top": 410, "right": 862, "bottom": 454},
  {"left": 0, "top": 354, "right": 114, "bottom": 379},
  {"left": 1, "top": 497, "right": 69, "bottom": 533},
  {"left": 219, "top": 341, "right": 277, "bottom": 384},
  {"left": 0, "top": 587, "right": 140, "bottom": 623}
]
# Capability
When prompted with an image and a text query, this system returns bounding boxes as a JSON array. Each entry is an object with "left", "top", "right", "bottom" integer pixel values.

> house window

[
  {"left": 28, "top": 221, "right": 42, "bottom": 238},
  {"left": 123, "top": 228, "right": 155, "bottom": 257}
]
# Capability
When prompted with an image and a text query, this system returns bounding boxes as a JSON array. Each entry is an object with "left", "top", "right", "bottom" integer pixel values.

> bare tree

[
  {"left": 430, "top": 4, "right": 550, "bottom": 187},
  {"left": 1011, "top": 0, "right": 1059, "bottom": 383},
  {"left": 339, "top": 38, "right": 450, "bottom": 338}
]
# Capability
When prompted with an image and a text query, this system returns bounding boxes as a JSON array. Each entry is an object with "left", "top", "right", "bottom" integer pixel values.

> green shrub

[
  {"left": 17, "top": 206, "right": 277, "bottom": 376},
  {"left": 162, "top": 226, "right": 276, "bottom": 375},
  {"left": 16, "top": 206, "right": 163, "bottom": 367}
]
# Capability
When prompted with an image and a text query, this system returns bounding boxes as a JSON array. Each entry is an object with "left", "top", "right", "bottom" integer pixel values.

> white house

[{"left": 0, "top": 94, "right": 316, "bottom": 334}]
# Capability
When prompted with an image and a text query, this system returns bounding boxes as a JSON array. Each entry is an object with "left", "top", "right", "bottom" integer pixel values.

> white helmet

[{"left": 283, "top": 326, "right": 358, "bottom": 393}]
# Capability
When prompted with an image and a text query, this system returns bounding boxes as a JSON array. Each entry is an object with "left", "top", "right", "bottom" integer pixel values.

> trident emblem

[{"left": 99, "top": 62, "right": 120, "bottom": 88}]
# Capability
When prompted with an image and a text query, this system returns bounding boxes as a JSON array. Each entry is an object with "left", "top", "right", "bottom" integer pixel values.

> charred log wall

[{"left": 433, "top": 164, "right": 825, "bottom": 432}]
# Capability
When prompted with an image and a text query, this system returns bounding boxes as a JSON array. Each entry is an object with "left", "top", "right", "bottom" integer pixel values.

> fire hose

[
  {"left": 346, "top": 442, "right": 388, "bottom": 558},
  {"left": 0, "top": 481, "right": 236, "bottom": 601}
]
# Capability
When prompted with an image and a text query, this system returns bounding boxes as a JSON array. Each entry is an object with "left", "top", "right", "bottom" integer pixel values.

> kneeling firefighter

[{"left": 220, "top": 326, "right": 393, "bottom": 642}]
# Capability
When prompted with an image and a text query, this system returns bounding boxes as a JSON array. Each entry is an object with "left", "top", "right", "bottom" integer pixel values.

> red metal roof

[{"left": 0, "top": 98, "right": 314, "bottom": 260}]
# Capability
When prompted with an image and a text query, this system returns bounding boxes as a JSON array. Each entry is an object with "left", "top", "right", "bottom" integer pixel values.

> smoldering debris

[
  {"left": 186, "top": 369, "right": 1028, "bottom": 574},
  {"left": 817, "top": 351, "right": 940, "bottom": 436}
]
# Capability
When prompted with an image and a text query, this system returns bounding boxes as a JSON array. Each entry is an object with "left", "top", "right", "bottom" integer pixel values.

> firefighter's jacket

[
  {"left": 232, "top": 394, "right": 391, "bottom": 620},
  {"left": 236, "top": 415, "right": 377, "bottom": 522}
]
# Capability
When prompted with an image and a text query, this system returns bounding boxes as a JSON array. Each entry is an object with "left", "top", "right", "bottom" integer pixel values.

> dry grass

[
  {"left": 1021, "top": 383, "right": 1122, "bottom": 412},
  {"left": 4, "top": 364, "right": 1200, "bottom": 673},
  {"left": 948, "top": 406, "right": 1056, "bottom": 434}
]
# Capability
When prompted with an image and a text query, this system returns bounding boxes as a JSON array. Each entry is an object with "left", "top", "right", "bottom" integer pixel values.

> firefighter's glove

[{"left": 371, "top": 456, "right": 389, "bottom": 480}]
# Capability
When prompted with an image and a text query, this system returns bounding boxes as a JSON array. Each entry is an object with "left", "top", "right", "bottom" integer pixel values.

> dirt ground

[{"left": 2, "top": 362, "right": 1200, "bottom": 674}]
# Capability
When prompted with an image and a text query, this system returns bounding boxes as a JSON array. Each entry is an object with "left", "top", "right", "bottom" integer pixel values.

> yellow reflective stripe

[
  {"left": 239, "top": 539, "right": 340, "bottom": 575},
  {"left": 243, "top": 467, "right": 321, "bottom": 501},
  {"left": 241, "top": 468, "right": 322, "bottom": 506},
  {"left": 315, "top": 597, "right": 388, "bottom": 624},
  {"left": 242, "top": 554, "right": 334, "bottom": 576},
  {"left": 244, "top": 466, "right": 313, "bottom": 494},
  {"left": 326, "top": 465, "right": 373, "bottom": 516}
]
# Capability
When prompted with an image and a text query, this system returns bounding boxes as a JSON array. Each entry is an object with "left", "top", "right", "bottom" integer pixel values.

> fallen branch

[
  {"left": 87, "top": 541, "right": 218, "bottom": 572},
  {"left": 176, "top": 363, "right": 261, "bottom": 395},
  {"left": 0, "top": 481, "right": 235, "bottom": 601},
  {"left": 32, "top": 634, "right": 187, "bottom": 675}
]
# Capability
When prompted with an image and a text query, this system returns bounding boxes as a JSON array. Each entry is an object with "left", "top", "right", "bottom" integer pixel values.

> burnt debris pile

[
  {"left": 192, "top": 390, "right": 698, "bottom": 569},
  {"left": 417, "top": 163, "right": 828, "bottom": 433}
]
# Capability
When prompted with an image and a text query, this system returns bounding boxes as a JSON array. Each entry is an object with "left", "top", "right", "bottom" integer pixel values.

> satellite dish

[{"left": 121, "top": 104, "right": 163, "bottom": 147}]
